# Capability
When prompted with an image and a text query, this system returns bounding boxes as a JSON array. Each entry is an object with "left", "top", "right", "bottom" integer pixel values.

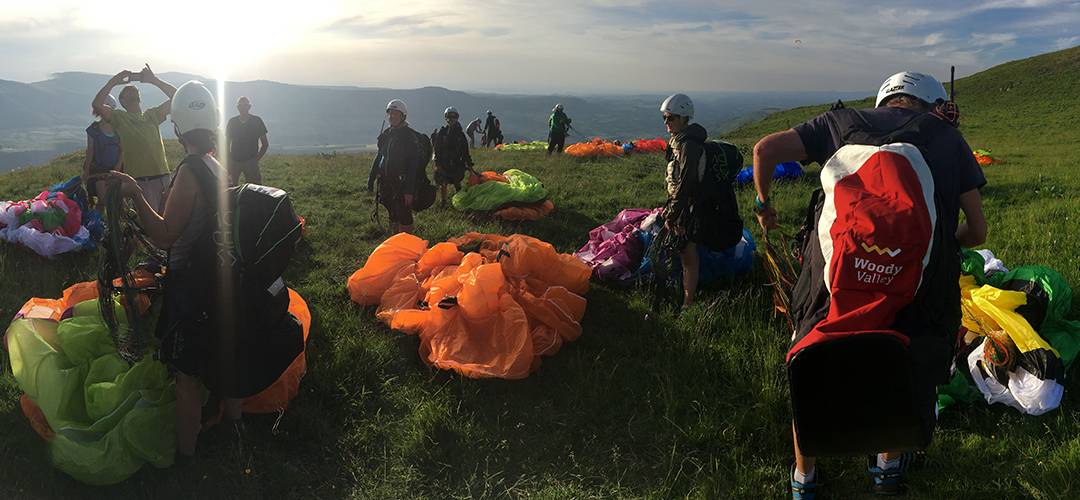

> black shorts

[
  {"left": 379, "top": 182, "right": 415, "bottom": 225},
  {"left": 158, "top": 266, "right": 215, "bottom": 380},
  {"left": 434, "top": 162, "right": 466, "bottom": 187}
]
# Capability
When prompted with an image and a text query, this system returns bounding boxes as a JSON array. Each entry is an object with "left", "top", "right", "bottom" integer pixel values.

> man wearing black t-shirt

[
  {"left": 226, "top": 96, "right": 269, "bottom": 185},
  {"left": 752, "top": 72, "right": 987, "bottom": 499}
]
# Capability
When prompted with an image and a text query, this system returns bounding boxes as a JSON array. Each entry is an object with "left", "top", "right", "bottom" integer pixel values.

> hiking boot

[
  {"left": 790, "top": 463, "right": 820, "bottom": 500},
  {"left": 867, "top": 453, "right": 914, "bottom": 495}
]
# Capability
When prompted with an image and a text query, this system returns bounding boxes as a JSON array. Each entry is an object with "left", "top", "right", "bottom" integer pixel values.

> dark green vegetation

[{"left": 1, "top": 46, "right": 1078, "bottom": 498}]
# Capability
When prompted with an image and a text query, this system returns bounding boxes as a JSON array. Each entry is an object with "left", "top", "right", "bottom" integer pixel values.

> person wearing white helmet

[
  {"left": 547, "top": 104, "right": 572, "bottom": 156},
  {"left": 103, "top": 80, "right": 242, "bottom": 459},
  {"left": 752, "top": 71, "right": 986, "bottom": 498},
  {"left": 92, "top": 64, "right": 177, "bottom": 212},
  {"left": 83, "top": 93, "right": 124, "bottom": 208},
  {"left": 226, "top": 96, "right": 270, "bottom": 186},
  {"left": 658, "top": 92, "right": 710, "bottom": 307},
  {"left": 431, "top": 106, "right": 475, "bottom": 207},
  {"left": 370, "top": 98, "right": 422, "bottom": 233}
]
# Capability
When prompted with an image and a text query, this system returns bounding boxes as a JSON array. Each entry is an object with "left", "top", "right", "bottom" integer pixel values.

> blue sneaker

[
  {"left": 790, "top": 463, "right": 819, "bottom": 500},
  {"left": 867, "top": 453, "right": 915, "bottom": 495}
]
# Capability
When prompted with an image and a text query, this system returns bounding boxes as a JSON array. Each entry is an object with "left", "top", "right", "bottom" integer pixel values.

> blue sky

[{"left": 0, "top": 0, "right": 1076, "bottom": 93}]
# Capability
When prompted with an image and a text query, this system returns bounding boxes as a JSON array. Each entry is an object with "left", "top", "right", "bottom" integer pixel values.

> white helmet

[
  {"left": 387, "top": 99, "right": 408, "bottom": 116},
  {"left": 486, "top": 109, "right": 493, "bottom": 115},
  {"left": 444, "top": 106, "right": 459, "bottom": 117},
  {"left": 554, "top": 103, "right": 564, "bottom": 112},
  {"left": 660, "top": 93, "right": 693, "bottom": 119},
  {"left": 104, "top": 94, "right": 119, "bottom": 109},
  {"left": 171, "top": 81, "right": 218, "bottom": 134},
  {"left": 876, "top": 71, "right": 948, "bottom": 108}
]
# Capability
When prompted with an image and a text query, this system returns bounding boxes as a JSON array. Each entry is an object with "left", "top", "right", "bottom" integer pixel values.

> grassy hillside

[{"left": 1, "top": 46, "right": 1079, "bottom": 498}]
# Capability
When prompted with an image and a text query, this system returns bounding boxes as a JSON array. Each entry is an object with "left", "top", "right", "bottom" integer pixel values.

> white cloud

[
  {"left": 1056, "top": 36, "right": 1080, "bottom": 49},
  {"left": 0, "top": 0, "right": 1074, "bottom": 92},
  {"left": 970, "top": 33, "right": 1020, "bottom": 47}
]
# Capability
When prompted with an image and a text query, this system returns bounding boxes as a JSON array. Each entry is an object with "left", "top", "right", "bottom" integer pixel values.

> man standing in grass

[
  {"left": 659, "top": 93, "right": 705, "bottom": 307},
  {"left": 372, "top": 99, "right": 421, "bottom": 234},
  {"left": 752, "top": 71, "right": 987, "bottom": 499},
  {"left": 92, "top": 65, "right": 176, "bottom": 212},
  {"left": 483, "top": 110, "right": 503, "bottom": 147},
  {"left": 226, "top": 96, "right": 269, "bottom": 186},
  {"left": 547, "top": 103, "right": 571, "bottom": 156},
  {"left": 432, "top": 106, "right": 474, "bottom": 207}
]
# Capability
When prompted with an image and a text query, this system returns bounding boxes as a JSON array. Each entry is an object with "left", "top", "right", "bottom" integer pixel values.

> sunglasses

[{"left": 662, "top": 114, "right": 681, "bottom": 123}]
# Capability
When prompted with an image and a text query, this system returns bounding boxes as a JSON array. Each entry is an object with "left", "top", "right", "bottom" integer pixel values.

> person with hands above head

[
  {"left": 752, "top": 71, "right": 987, "bottom": 499},
  {"left": 92, "top": 65, "right": 176, "bottom": 212},
  {"left": 102, "top": 81, "right": 247, "bottom": 461}
]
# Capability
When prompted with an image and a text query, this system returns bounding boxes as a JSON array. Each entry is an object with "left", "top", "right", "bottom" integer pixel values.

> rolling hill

[{"left": 0, "top": 71, "right": 869, "bottom": 172}]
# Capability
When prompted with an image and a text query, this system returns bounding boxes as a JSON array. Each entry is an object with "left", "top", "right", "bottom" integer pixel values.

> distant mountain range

[{"left": 0, "top": 71, "right": 868, "bottom": 172}]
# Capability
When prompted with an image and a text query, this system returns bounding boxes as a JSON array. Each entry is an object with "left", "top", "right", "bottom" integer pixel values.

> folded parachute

[
  {"left": 5, "top": 281, "right": 312, "bottom": 484},
  {"left": 575, "top": 208, "right": 755, "bottom": 286},
  {"left": 973, "top": 149, "right": 1003, "bottom": 166},
  {"left": 622, "top": 138, "right": 667, "bottom": 155},
  {"left": 347, "top": 232, "right": 590, "bottom": 379},
  {"left": 937, "top": 250, "right": 1080, "bottom": 415},
  {"left": 496, "top": 141, "right": 548, "bottom": 152},
  {"left": 0, "top": 176, "right": 104, "bottom": 258},
  {"left": 454, "top": 169, "right": 554, "bottom": 221},
  {"left": 565, "top": 138, "right": 623, "bottom": 158}
]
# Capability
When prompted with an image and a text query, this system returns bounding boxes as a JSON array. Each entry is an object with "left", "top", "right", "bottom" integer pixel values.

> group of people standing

[
  {"left": 84, "top": 67, "right": 274, "bottom": 459},
  {"left": 85, "top": 66, "right": 270, "bottom": 210},
  {"left": 74, "top": 65, "right": 989, "bottom": 498}
]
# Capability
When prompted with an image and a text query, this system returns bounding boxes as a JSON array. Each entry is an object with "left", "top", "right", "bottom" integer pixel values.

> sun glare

[{"left": 73, "top": 0, "right": 345, "bottom": 79}]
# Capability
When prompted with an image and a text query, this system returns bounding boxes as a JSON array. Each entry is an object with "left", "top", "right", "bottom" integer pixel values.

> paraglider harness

[
  {"left": 645, "top": 138, "right": 744, "bottom": 310},
  {"left": 167, "top": 155, "right": 304, "bottom": 397},
  {"left": 784, "top": 104, "right": 963, "bottom": 457},
  {"left": 369, "top": 126, "right": 436, "bottom": 225},
  {"left": 97, "top": 183, "right": 167, "bottom": 363}
]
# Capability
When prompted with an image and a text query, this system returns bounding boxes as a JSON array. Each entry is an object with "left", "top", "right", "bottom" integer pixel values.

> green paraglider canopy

[
  {"left": 452, "top": 169, "right": 548, "bottom": 212},
  {"left": 937, "top": 250, "right": 1080, "bottom": 414},
  {"left": 7, "top": 298, "right": 176, "bottom": 485}
]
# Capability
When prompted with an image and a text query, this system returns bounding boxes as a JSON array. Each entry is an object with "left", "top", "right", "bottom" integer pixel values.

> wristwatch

[{"left": 753, "top": 194, "right": 771, "bottom": 214}]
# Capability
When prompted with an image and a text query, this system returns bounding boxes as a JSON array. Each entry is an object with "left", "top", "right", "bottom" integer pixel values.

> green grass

[{"left": 1, "top": 46, "right": 1079, "bottom": 498}]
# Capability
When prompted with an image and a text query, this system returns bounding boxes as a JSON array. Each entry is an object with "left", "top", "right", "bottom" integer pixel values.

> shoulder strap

[
  {"left": 173, "top": 154, "right": 219, "bottom": 211},
  {"left": 838, "top": 109, "right": 947, "bottom": 147}
]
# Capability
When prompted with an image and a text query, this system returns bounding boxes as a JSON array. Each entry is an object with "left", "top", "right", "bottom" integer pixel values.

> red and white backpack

[{"left": 787, "top": 110, "right": 955, "bottom": 456}]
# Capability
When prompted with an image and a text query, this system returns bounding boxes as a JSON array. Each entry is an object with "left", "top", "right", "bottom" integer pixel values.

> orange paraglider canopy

[
  {"left": 565, "top": 138, "right": 623, "bottom": 158},
  {"left": 347, "top": 232, "right": 590, "bottom": 379}
]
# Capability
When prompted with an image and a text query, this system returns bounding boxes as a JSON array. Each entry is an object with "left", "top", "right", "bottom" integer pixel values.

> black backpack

[
  {"left": 179, "top": 153, "right": 302, "bottom": 308},
  {"left": 694, "top": 139, "right": 745, "bottom": 251},
  {"left": 410, "top": 129, "right": 436, "bottom": 211},
  {"left": 176, "top": 154, "right": 305, "bottom": 397}
]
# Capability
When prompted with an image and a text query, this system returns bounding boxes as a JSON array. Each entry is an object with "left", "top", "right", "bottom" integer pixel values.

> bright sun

[{"left": 75, "top": 0, "right": 345, "bottom": 78}]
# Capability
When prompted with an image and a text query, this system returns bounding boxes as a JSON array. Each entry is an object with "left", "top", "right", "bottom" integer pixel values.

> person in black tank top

[{"left": 103, "top": 81, "right": 238, "bottom": 460}]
